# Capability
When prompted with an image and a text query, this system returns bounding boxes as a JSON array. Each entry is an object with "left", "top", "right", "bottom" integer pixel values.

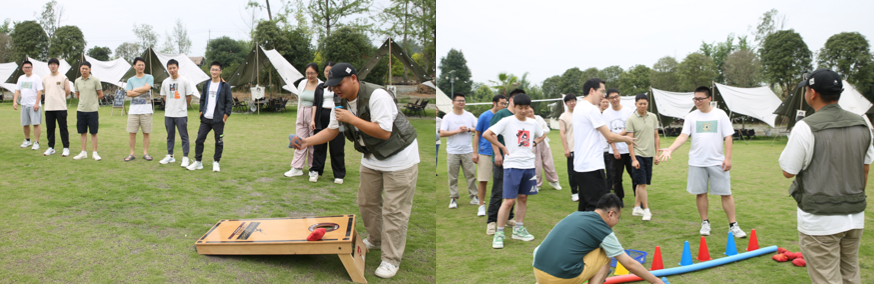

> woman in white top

[
  {"left": 309, "top": 62, "right": 346, "bottom": 184},
  {"left": 286, "top": 63, "right": 320, "bottom": 180}
]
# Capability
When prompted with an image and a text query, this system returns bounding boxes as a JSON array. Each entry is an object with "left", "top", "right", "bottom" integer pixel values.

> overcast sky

[
  {"left": 437, "top": 0, "right": 874, "bottom": 89},
  {"left": 3, "top": 0, "right": 392, "bottom": 58}
]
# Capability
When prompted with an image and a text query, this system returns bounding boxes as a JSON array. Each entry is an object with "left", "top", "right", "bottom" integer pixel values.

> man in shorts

[
  {"left": 626, "top": 94, "right": 660, "bottom": 221},
  {"left": 13, "top": 60, "right": 43, "bottom": 150},
  {"left": 658, "top": 86, "right": 747, "bottom": 238},
  {"left": 474, "top": 94, "right": 506, "bottom": 216},
  {"left": 72, "top": 61, "right": 104, "bottom": 160},
  {"left": 124, "top": 57, "right": 155, "bottom": 162}
]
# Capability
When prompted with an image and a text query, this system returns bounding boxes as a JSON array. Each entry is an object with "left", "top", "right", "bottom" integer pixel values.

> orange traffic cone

[
  {"left": 746, "top": 229, "right": 759, "bottom": 251},
  {"left": 650, "top": 246, "right": 664, "bottom": 271},
  {"left": 698, "top": 236, "right": 712, "bottom": 261}
]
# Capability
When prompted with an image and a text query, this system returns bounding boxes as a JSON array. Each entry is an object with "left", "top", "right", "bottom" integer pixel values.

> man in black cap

[
  {"left": 291, "top": 63, "right": 419, "bottom": 279},
  {"left": 779, "top": 68, "right": 872, "bottom": 284}
]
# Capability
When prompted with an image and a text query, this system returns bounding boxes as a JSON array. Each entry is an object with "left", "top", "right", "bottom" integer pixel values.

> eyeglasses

[
  {"left": 608, "top": 96, "right": 620, "bottom": 99},
  {"left": 498, "top": 102, "right": 508, "bottom": 106},
  {"left": 453, "top": 100, "right": 466, "bottom": 103},
  {"left": 692, "top": 97, "right": 709, "bottom": 102}
]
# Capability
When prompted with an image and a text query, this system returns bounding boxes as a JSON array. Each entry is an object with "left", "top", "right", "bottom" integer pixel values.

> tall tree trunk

[
  {"left": 265, "top": 0, "right": 273, "bottom": 21},
  {"left": 402, "top": 0, "right": 409, "bottom": 83},
  {"left": 325, "top": 0, "right": 331, "bottom": 38}
]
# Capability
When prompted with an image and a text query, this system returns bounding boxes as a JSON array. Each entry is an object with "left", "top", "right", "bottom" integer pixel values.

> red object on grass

[
  {"left": 792, "top": 258, "right": 806, "bottom": 267},
  {"left": 777, "top": 247, "right": 787, "bottom": 254},
  {"left": 772, "top": 254, "right": 788, "bottom": 262},
  {"left": 746, "top": 229, "right": 759, "bottom": 251},
  {"left": 650, "top": 246, "right": 664, "bottom": 271},
  {"left": 796, "top": 252, "right": 803, "bottom": 259},
  {"left": 697, "top": 236, "right": 712, "bottom": 261},
  {"left": 783, "top": 251, "right": 797, "bottom": 260},
  {"left": 307, "top": 228, "right": 326, "bottom": 241}
]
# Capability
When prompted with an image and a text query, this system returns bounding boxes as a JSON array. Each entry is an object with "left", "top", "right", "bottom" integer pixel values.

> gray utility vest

[
  {"left": 340, "top": 81, "right": 418, "bottom": 160},
  {"left": 789, "top": 104, "right": 870, "bottom": 215}
]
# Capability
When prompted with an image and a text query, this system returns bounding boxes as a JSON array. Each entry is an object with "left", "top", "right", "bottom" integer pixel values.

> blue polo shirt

[{"left": 476, "top": 110, "right": 496, "bottom": 155}]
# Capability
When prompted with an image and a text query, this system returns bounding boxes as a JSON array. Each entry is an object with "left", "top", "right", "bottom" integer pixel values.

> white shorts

[
  {"left": 686, "top": 165, "right": 731, "bottom": 195},
  {"left": 21, "top": 105, "right": 42, "bottom": 126}
]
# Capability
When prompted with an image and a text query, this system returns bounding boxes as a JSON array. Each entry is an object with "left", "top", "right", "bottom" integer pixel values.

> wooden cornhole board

[{"left": 195, "top": 215, "right": 368, "bottom": 283}]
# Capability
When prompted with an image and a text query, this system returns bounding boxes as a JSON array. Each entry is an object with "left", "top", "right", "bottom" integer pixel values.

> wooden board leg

[{"left": 339, "top": 253, "right": 367, "bottom": 283}]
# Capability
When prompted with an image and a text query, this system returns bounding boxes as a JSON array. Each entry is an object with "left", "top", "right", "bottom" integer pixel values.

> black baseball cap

[
  {"left": 797, "top": 68, "right": 843, "bottom": 94},
  {"left": 325, "top": 63, "right": 357, "bottom": 87}
]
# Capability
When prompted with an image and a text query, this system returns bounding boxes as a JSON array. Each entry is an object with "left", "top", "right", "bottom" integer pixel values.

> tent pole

[
  {"left": 148, "top": 47, "right": 155, "bottom": 111},
  {"left": 389, "top": 37, "right": 392, "bottom": 87}
]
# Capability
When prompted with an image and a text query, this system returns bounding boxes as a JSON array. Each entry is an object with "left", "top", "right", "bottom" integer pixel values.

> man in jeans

[
  {"left": 13, "top": 60, "right": 43, "bottom": 150},
  {"left": 188, "top": 61, "right": 233, "bottom": 172},
  {"left": 124, "top": 57, "right": 155, "bottom": 162},
  {"left": 158, "top": 59, "right": 193, "bottom": 168},
  {"left": 439, "top": 92, "right": 478, "bottom": 210},
  {"left": 42, "top": 58, "right": 71, "bottom": 156}
]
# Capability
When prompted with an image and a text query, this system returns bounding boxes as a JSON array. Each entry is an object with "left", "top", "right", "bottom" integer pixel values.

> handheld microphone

[{"left": 333, "top": 95, "right": 345, "bottom": 132}]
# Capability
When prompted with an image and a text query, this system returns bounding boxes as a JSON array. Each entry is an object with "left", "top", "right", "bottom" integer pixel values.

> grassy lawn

[
  {"left": 437, "top": 131, "right": 874, "bottom": 283},
  {"left": 0, "top": 101, "right": 436, "bottom": 283}
]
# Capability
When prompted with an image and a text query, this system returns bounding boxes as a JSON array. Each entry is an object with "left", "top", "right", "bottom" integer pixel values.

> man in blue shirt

[{"left": 473, "top": 94, "right": 506, "bottom": 217}]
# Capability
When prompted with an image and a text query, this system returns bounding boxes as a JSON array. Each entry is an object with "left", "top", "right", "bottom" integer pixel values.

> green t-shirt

[
  {"left": 74, "top": 76, "right": 102, "bottom": 112},
  {"left": 533, "top": 211, "right": 624, "bottom": 279},
  {"left": 489, "top": 108, "right": 514, "bottom": 161},
  {"left": 626, "top": 111, "right": 659, "bottom": 157}
]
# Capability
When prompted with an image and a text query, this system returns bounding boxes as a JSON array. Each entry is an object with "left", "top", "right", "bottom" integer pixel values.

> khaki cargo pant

[
  {"left": 358, "top": 163, "right": 418, "bottom": 267},
  {"left": 799, "top": 229, "right": 863, "bottom": 284}
]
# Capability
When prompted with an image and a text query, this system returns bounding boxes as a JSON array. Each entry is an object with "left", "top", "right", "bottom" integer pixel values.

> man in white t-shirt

[
  {"left": 599, "top": 97, "right": 612, "bottom": 201},
  {"left": 42, "top": 58, "right": 71, "bottom": 156},
  {"left": 291, "top": 63, "right": 419, "bottom": 279},
  {"left": 572, "top": 79, "right": 636, "bottom": 212},
  {"left": 159, "top": 59, "right": 193, "bottom": 168},
  {"left": 658, "top": 86, "right": 746, "bottom": 238},
  {"left": 124, "top": 57, "right": 155, "bottom": 162},
  {"left": 439, "top": 93, "right": 479, "bottom": 210},
  {"left": 779, "top": 69, "right": 872, "bottom": 283},
  {"left": 482, "top": 94, "right": 543, "bottom": 249},
  {"left": 602, "top": 89, "right": 635, "bottom": 203},
  {"left": 13, "top": 60, "right": 44, "bottom": 150}
]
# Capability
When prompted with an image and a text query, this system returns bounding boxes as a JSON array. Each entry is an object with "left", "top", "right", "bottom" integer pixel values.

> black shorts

[
  {"left": 631, "top": 156, "right": 653, "bottom": 185},
  {"left": 77, "top": 111, "right": 99, "bottom": 134}
]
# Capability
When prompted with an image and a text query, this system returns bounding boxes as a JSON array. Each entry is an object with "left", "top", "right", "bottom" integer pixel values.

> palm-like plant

[{"left": 489, "top": 72, "right": 520, "bottom": 95}]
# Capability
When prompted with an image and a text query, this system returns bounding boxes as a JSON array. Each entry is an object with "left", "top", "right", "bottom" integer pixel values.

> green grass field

[
  {"left": 0, "top": 101, "right": 436, "bottom": 283},
  {"left": 437, "top": 130, "right": 874, "bottom": 283}
]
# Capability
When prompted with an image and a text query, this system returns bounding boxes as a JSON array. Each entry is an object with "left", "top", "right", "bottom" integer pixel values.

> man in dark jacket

[{"left": 188, "top": 61, "right": 233, "bottom": 172}]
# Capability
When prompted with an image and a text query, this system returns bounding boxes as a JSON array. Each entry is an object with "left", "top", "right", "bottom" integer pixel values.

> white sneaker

[
  {"left": 309, "top": 171, "right": 319, "bottom": 182},
  {"left": 31, "top": 142, "right": 40, "bottom": 150},
  {"left": 448, "top": 199, "right": 458, "bottom": 209},
  {"left": 187, "top": 161, "right": 203, "bottom": 171},
  {"left": 362, "top": 238, "right": 380, "bottom": 250},
  {"left": 700, "top": 220, "right": 711, "bottom": 236},
  {"left": 729, "top": 223, "right": 747, "bottom": 238},
  {"left": 549, "top": 181, "right": 562, "bottom": 190},
  {"left": 284, "top": 168, "right": 304, "bottom": 177},
  {"left": 20, "top": 140, "right": 32, "bottom": 148},
  {"left": 43, "top": 148, "right": 55, "bottom": 156},
  {"left": 374, "top": 261, "right": 399, "bottom": 278},
  {"left": 92, "top": 152, "right": 101, "bottom": 161},
  {"left": 159, "top": 155, "right": 175, "bottom": 164},
  {"left": 470, "top": 196, "right": 479, "bottom": 205},
  {"left": 642, "top": 209, "right": 652, "bottom": 221},
  {"left": 180, "top": 157, "right": 190, "bottom": 168},
  {"left": 477, "top": 205, "right": 486, "bottom": 216},
  {"left": 61, "top": 148, "right": 70, "bottom": 157},
  {"left": 334, "top": 178, "right": 344, "bottom": 184},
  {"left": 73, "top": 151, "right": 87, "bottom": 160},
  {"left": 213, "top": 162, "right": 220, "bottom": 172},
  {"left": 571, "top": 193, "right": 579, "bottom": 202},
  {"left": 632, "top": 207, "right": 644, "bottom": 216}
]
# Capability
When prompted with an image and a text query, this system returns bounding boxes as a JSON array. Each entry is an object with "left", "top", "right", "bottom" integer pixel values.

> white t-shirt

[
  {"left": 779, "top": 120, "right": 874, "bottom": 235},
  {"left": 573, "top": 100, "right": 607, "bottom": 172},
  {"left": 603, "top": 106, "right": 633, "bottom": 154},
  {"left": 440, "top": 110, "right": 477, "bottom": 154},
  {"left": 205, "top": 82, "right": 219, "bottom": 119},
  {"left": 600, "top": 111, "right": 609, "bottom": 153},
  {"left": 534, "top": 115, "right": 550, "bottom": 145},
  {"left": 681, "top": 109, "right": 734, "bottom": 167},
  {"left": 328, "top": 89, "right": 420, "bottom": 171},
  {"left": 162, "top": 76, "right": 192, "bottom": 118},
  {"left": 487, "top": 115, "right": 543, "bottom": 169},
  {"left": 15, "top": 74, "right": 43, "bottom": 106}
]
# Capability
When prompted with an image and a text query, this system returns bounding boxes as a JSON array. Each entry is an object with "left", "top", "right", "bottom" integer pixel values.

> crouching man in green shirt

[{"left": 532, "top": 193, "right": 663, "bottom": 284}]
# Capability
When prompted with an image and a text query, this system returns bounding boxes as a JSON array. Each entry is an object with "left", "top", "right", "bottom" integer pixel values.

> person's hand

[
  {"left": 33, "top": 104, "right": 39, "bottom": 111},
  {"left": 223, "top": 114, "right": 228, "bottom": 123},
  {"left": 614, "top": 152, "right": 621, "bottom": 160},
  {"left": 632, "top": 159, "right": 640, "bottom": 169},
  {"left": 654, "top": 158, "right": 660, "bottom": 166},
  {"left": 12, "top": 102, "right": 17, "bottom": 110},
  {"left": 335, "top": 108, "right": 354, "bottom": 123},
  {"left": 494, "top": 153, "right": 504, "bottom": 167},
  {"left": 624, "top": 136, "right": 639, "bottom": 146},
  {"left": 289, "top": 134, "right": 307, "bottom": 149},
  {"left": 564, "top": 149, "right": 571, "bottom": 158},
  {"left": 657, "top": 148, "right": 673, "bottom": 162},
  {"left": 458, "top": 126, "right": 469, "bottom": 133},
  {"left": 310, "top": 121, "right": 316, "bottom": 131},
  {"left": 722, "top": 159, "right": 732, "bottom": 171},
  {"left": 472, "top": 153, "right": 479, "bottom": 164}
]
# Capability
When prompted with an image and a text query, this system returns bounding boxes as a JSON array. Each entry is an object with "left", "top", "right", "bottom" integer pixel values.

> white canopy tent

[
  {"left": 838, "top": 80, "right": 873, "bottom": 115},
  {"left": 714, "top": 83, "right": 782, "bottom": 128},
  {"left": 5, "top": 56, "right": 75, "bottom": 91},
  {"left": 434, "top": 82, "right": 451, "bottom": 112},
  {"left": 650, "top": 88, "right": 695, "bottom": 120},
  {"left": 83, "top": 55, "right": 131, "bottom": 88},
  {"left": 0, "top": 62, "right": 17, "bottom": 93},
  {"left": 235, "top": 47, "right": 304, "bottom": 95},
  {"left": 153, "top": 51, "right": 210, "bottom": 89}
]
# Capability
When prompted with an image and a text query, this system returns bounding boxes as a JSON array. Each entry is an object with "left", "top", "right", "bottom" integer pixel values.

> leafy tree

[
  {"left": 465, "top": 83, "right": 495, "bottom": 116},
  {"left": 10, "top": 21, "right": 49, "bottom": 60},
  {"left": 173, "top": 19, "right": 192, "bottom": 54},
  {"left": 319, "top": 26, "right": 387, "bottom": 84},
  {"left": 677, "top": 52, "right": 718, "bottom": 91},
  {"left": 87, "top": 46, "right": 112, "bottom": 61},
  {"left": 308, "top": 0, "right": 373, "bottom": 42},
  {"left": 276, "top": 0, "right": 315, "bottom": 39},
  {"left": 618, "top": 64, "right": 651, "bottom": 96},
  {"left": 0, "top": 33, "right": 12, "bottom": 63},
  {"left": 205, "top": 36, "right": 249, "bottom": 78},
  {"left": 699, "top": 34, "right": 737, "bottom": 83},
  {"left": 598, "top": 65, "right": 623, "bottom": 85},
  {"left": 376, "top": 0, "right": 418, "bottom": 81},
  {"left": 541, "top": 75, "right": 562, "bottom": 97},
  {"left": 35, "top": 0, "right": 62, "bottom": 46},
  {"left": 818, "top": 32, "right": 874, "bottom": 101},
  {"left": 650, "top": 56, "right": 680, "bottom": 91},
  {"left": 49, "top": 25, "right": 86, "bottom": 60},
  {"left": 436, "top": 48, "right": 472, "bottom": 95},
  {"left": 576, "top": 67, "right": 600, "bottom": 94},
  {"left": 283, "top": 26, "right": 315, "bottom": 74},
  {"left": 115, "top": 42, "right": 139, "bottom": 63},
  {"left": 761, "top": 29, "right": 812, "bottom": 97},
  {"left": 723, "top": 49, "right": 762, "bottom": 88},
  {"left": 159, "top": 33, "right": 175, "bottom": 53},
  {"left": 0, "top": 18, "right": 12, "bottom": 34},
  {"left": 132, "top": 23, "right": 158, "bottom": 53},
  {"left": 558, "top": 67, "right": 583, "bottom": 95},
  {"left": 488, "top": 72, "right": 519, "bottom": 95},
  {"left": 749, "top": 9, "right": 786, "bottom": 51}
]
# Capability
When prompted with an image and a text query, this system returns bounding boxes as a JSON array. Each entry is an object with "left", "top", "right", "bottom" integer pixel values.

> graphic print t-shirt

[
  {"left": 487, "top": 116, "right": 543, "bottom": 169},
  {"left": 681, "top": 109, "right": 734, "bottom": 167},
  {"left": 161, "top": 76, "right": 192, "bottom": 118},
  {"left": 16, "top": 74, "right": 43, "bottom": 106},
  {"left": 125, "top": 74, "right": 154, "bottom": 114},
  {"left": 603, "top": 106, "right": 634, "bottom": 154}
]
